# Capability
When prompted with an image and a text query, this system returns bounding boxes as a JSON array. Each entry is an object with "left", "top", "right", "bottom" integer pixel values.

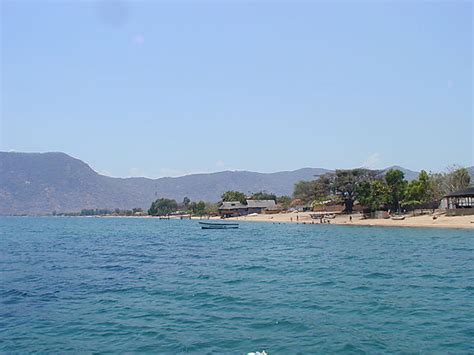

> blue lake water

[{"left": 1, "top": 217, "right": 473, "bottom": 353}]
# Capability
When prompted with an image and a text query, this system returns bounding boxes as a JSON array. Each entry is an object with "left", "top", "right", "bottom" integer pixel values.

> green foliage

[
  {"left": 400, "top": 167, "right": 471, "bottom": 210},
  {"left": 384, "top": 169, "right": 407, "bottom": 211},
  {"left": 334, "top": 169, "right": 377, "bottom": 213},
  {"left": 189, "top": 201, "right": 204, "bottom": 215},
  {"left": 356, "top": 180, "right": 390, "bottom": 211},
  {"left": 293, "top": 169, "right": 378, "bottom": 212},
  {"left": 402, "top": 170, "right": 432, "bottom": 209},
  {"left": 148, "top": 198, "right": 179, "bottom": 216},
  {"left": 79, "top": 208, "right": 136, "bottom": 216},
  {"left": 293, "top": 180, "right": 317, "bottom": 202},
  {"left": 250, "top": 191, "right": 277, "bottom": 201},
  {"left": 221, "top": 191, "right": 247, "bottom": 204},
  {"left": 293, "top": 173, "right": 333, "bottom": 203}
]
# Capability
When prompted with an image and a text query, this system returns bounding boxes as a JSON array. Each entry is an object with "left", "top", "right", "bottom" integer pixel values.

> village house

[
  {"left": 218, "top": 201, "right": 248, "bottom": 218},
  {"left": 444, "top": 186, "right": 474, "bottom": 216},
  {"left": 219, "top": 200, "right": 278, "bottom": 218}
]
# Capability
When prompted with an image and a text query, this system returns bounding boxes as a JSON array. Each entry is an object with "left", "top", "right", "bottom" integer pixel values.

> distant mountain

[
  {"left": 0, "top": 152, "right": 329, "bottom": 215},
  {"left": 1, "top": 151, "right": 468, "bottom": 215}
]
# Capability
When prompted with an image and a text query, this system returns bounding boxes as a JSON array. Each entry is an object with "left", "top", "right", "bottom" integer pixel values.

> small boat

[
  {"left": 199, "top": 221, "right": 239, "bottom": 229},
  {"left": 391, "top": 215, "right": 406, "bottom": 220}
]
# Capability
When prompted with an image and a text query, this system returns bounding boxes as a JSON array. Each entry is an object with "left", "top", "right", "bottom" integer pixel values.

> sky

[{"left": 1, "top": 0, "right": 472, "bottom": 178}]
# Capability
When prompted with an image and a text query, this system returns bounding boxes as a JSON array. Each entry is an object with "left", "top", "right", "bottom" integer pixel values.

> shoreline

[{"left": 226, "top": 212, "right": 474, "bottom": 230}]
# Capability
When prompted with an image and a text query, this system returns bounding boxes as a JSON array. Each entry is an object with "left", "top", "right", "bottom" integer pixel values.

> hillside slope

[{"left": 0, "top": 152, "right": 328, "bottom": 215}]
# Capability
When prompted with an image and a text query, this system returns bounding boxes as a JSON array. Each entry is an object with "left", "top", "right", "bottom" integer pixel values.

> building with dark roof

[
  {"left": 218, "top": 200, "right": 279, "bottom": 217},
  {"left": 445, "top": 186, "right": 474, "bottom": 216}
]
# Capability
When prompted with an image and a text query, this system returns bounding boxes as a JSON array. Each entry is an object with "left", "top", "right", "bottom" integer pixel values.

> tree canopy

[
  {"left": 250, "top": 191, "right": 277, "bottom": 201},
  {"left": 221, "top": 190, "right": 247, "bottom": 204},
  {"left": 333, "top": 169, "right": 378, "bottom": 213},
  {"left": 384, "top": 169, "right": 407, "bottom": 212},
  {"left": 148, "top": 198, "right": 179, "bottom": 216}
]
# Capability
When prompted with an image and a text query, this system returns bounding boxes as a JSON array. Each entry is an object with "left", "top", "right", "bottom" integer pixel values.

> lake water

[{"left": 1, "top": 217, "right": 473, "bottom": 353}]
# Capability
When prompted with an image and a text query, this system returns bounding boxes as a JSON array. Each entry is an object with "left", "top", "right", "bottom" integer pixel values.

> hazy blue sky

[{"left": 1, "top": 1, "right": 472, "bottom": 178}]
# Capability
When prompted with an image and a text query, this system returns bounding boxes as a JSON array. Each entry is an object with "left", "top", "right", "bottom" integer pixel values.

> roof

[
  {"left": 246, "top": 200, "right": 277, "bottom": 209},
  {"left": 219, "top": 201, "right": 247, "bottom": 210},
  {"left": 445, "top": 186, "right": 474, "bottom": 198}
]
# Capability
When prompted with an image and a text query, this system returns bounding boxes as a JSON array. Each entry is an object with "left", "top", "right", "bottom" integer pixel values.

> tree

[
  {"left": 250, "top": 191, "right": 277, "bottom": 201},
  {"left": 293, "top": 173, "right": 333, "bottom": 203},
  {"left": 293, "top": 180, "right": 318, "bottom": 202},
  {"left": 402, "top": 170, "right": 431, "bottom": 210},
  {"left": 428, "top": 173, "right": 446, "bottom": 203},
  {"left": 334, "top": 168, "right": 377, "bottom": 213},
  {"left": 148, "top": 198, "right": 178, "bottom": 216},
  {"left": 182, "top": 197, "right": 191, "bottom": 209},
  {"left": 444, "top": 166, "right": 470, "bottom": 193},
  {"left": 196, "top": 201, "right": 206, "bottom": 216},
  {"left": 423, "top": 167, "right": 470, "bottom": 205},
  {"left": 384, "top": 169, "right": 407, "bottom": 212},
  {"left": 357, "top": 180, "right": 389, "bottom": 212},
  {"left": 221, "top": 191, "right": 247, "bottom": 204}
]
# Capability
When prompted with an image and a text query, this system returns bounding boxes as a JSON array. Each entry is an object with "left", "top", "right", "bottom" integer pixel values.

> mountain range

[{"left": 0, "top": 151, "right": 470, "bottom": 215}]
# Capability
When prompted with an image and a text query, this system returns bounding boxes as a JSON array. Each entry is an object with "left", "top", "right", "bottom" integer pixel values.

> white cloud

[{"left": 362, "top": 152, "right": 382, "bottom": 169}]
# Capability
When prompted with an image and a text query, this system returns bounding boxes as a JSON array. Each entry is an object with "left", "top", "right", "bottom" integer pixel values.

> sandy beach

[{"left": 226, "top": 212, "right": 474, "bottom": 230}]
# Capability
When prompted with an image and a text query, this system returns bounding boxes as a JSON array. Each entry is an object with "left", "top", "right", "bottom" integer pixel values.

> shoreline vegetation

[{"left": 11, "top": 166, "right": 473, "bottom": 230}]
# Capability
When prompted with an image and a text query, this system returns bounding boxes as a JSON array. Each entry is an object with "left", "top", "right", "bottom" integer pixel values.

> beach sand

[{"left": 226, "top": 212, "right": 474, "bottom": 230}]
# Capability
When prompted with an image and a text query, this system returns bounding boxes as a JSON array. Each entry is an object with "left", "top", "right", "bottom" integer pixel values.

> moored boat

[{"left": 199, "top": 221, "right": 239, "bottom": 229}]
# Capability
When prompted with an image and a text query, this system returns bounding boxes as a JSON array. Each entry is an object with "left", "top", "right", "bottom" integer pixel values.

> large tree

[
  {"left": 357, "top": 180, "right": 390, "bottom": 212},
  {"left": 384, "top": 169, "right": 407, "bottom": 212},
  {"left": 148, "top": 198, "right": 178, "bottom": 216},
  {"left": 402, "top": 170, "right": 432, "bottom": 209},
  {"left": 428, "top": 167, "right": 470, "bottom": 202},
  {"left": 293, "top": 173, "right": 333, "bottom": 203},
  {"left": 333, "top": 168, "right": 377, "bottom": 213},
  {"left": 293, "top": 180, "right": 319, "bottom": 202},
  {"left": 444, "top": 166, "right": 471, "bottom": 193}
]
